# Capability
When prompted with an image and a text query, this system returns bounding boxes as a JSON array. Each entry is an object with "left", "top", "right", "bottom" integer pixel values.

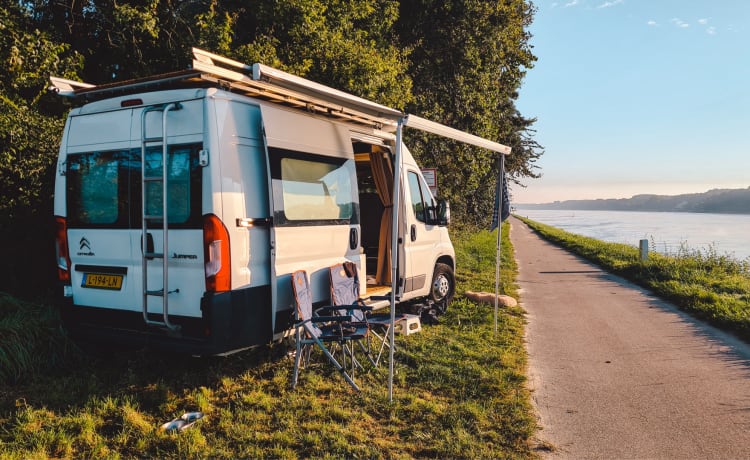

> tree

[
  {"left": 397, "top": 0, "right": 542, "bottom": 226},
  {"left": 0, "top": 0, "right": 544, "bottom": 297},
  {"left": 26, "top": 0, "right": 413, "bottom": 105},
  {"left": 203, "top": 0, "right": 413, "bottom": 108},
  {"left": 0, "top": 0, "right": 83, "bottom": 295}
]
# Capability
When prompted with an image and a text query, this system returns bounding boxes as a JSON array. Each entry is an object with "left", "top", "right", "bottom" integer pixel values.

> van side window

[
  {"left": 408, "top": 171, "right": 426, "bottom": 222},
  {"left": 269, "top": 147, "right": 357, "bottom": 226},
  {"left": 407, "top": 170, "right": 437, "bottom": 224}
]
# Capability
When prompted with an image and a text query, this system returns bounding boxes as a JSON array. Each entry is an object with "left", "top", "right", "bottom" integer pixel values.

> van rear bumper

[{"left": 59, "top": 285, "right": 273, "bottom": 355}]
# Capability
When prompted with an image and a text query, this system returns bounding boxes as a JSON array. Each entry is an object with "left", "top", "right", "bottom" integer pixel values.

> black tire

[{"left": 429, "top": 263, "right": 455, "bottom": 315}]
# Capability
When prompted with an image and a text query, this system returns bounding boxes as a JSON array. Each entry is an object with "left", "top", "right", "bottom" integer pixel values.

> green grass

[
  {"left": 0, "top": 223, "right": 537, "bottom": 459},
  {"left": 517, "top": 216, "right": 750, "bottom": 341},
  {"left": 0, "top": 294, "right": 79, "bottom": 384}
]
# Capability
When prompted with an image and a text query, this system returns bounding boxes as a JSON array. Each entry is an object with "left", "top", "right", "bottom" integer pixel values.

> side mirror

[{"left": 436, "top": 199, "right": 450, "bottom": 226}]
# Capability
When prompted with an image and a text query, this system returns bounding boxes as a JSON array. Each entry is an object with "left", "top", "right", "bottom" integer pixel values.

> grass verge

[
  {"left": 0, "top": 223, "right": 537, "bottom": 459},
  {"left": 516, "top": 216, "right": 750, "bottom": 342},
  {"left": 0, "top": 293, "right": 78, "bottom": 384}
]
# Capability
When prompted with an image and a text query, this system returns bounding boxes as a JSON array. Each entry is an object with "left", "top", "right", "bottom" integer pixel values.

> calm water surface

[{"left": 515, "top": 209, "right": 750, "bottom": 261}]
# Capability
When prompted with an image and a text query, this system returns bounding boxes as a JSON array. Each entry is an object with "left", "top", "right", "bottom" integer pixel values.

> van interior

[{"left": 353, "top": 141, "right": 396, "bottom": 298}]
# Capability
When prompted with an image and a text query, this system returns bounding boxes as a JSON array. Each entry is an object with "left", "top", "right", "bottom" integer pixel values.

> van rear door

[
  {"left": 259, "top": 105, "right": 360, "bottom": 332},
  {"left": 65, "top": 108, "right": 138, "bottom": 311},
  {"left": 64, "top": 96, "right": 205, "bottom": 325},
  {"left": 136, "top": 101, "right": 205, "bottom": 324}
]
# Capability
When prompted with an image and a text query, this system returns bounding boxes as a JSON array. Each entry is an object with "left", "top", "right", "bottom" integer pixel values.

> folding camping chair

[
  {"left": 290, "top": 270, "right": 368, "bottom": 391},
  {"left": 329, "top": 262, "right": 405, "bottom": 366}
]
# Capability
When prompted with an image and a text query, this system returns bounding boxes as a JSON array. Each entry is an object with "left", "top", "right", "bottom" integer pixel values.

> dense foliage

[{"left": 0, "top": 0, "right": 542, "bottom": 296}]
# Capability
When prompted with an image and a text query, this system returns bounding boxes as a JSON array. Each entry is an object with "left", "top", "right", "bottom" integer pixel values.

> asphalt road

[{"left": 510, "top": 217, "right": 750, "bottom": 459}]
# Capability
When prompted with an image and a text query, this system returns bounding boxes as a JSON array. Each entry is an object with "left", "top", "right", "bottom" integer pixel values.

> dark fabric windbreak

[{"left": 490, "top": 157, "right": 510, "bottom": 231}]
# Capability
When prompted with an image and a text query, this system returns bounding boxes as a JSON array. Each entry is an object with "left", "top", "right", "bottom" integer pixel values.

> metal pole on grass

[
  {"left": 389, "top": 119, "right": 404, "bottom": 402},
  {"left": 494, "top": 154, "right": 505, "bottom": 335}
]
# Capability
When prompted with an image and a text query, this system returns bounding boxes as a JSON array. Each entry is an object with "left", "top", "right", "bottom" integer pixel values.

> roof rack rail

[
  {"left": 48, "top": 77, "right": 95, "bottom": 97},
  {"left": 191, "top": 48, "right": 401, "bottom": 130},
  {"left": 49, "top": 49, "right": 511, "bottom": 153}
]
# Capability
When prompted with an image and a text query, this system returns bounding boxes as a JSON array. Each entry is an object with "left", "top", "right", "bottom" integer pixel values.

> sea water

[{"left": 514, "top": 209, "right": 750, "bottom": 261}]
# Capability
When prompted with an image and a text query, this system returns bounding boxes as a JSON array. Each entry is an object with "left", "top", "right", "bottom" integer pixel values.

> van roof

[{"left": 50, "top": 48, "right": 511, "bottom": 155}]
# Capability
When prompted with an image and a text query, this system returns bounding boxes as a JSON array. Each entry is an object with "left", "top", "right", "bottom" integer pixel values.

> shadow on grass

[
  {"left": 1, "top": 224, "right": 537, "bottom": 458},
  {"left": 1, "top": 333, "right": 292, "bottom": 413}
]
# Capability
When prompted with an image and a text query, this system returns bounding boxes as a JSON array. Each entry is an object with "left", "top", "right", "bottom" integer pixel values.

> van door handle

[
  {"left": 410, "top": 224, "right": 417, "bottom": 242},
  {"left": 349, "top": 228, "right": 358, "bottom": 250},
  {"left": 142, "top": 233, "right": 155, "bottom": 259}
]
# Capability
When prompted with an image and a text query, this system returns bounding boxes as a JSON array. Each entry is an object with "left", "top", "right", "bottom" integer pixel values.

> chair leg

[
  {"left": 292, "top": 328, "right": 302, "bottom": 389},
  {"left": 356, "top": 339, "right": 377, "bottom": 367},
  {"left": 313, "top": 337, "right": 360, "bottom": 391},
  {"left": 369, "top": 327, "right": 392, "bottom": 366}
]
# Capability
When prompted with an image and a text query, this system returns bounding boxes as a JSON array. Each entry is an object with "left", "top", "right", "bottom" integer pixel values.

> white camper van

[{"left": 50, "top": 49, "right": 509, "bottom": 354}]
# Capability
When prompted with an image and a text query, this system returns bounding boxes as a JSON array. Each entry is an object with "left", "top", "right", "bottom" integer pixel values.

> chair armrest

[
  {"left": 316, "top": 304, "right": 373, "bottom": 313},
  {"left": 311, "top": 315, "right": 353, "bottom": 323}
]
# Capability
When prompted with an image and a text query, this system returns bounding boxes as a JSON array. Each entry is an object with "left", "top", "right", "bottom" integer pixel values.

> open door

[
  {"left": 353, "top": 142, "right": 406, "bottom": 298},
  {"left": 260, "top": 104, "right": 360, "bottom": 333}
]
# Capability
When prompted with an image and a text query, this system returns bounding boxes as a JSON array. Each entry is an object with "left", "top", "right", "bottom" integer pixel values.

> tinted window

[
  {"left": 142, "top": 145, "right": 194, "bottom": 224},
  {"left": 66, "top": 143, "right": 203, "bottom": 229},
  {"left": 408, "top": 171, "right": 425, "bottom": 222},
  {"left": 67, "top": 150, "right": 130, "bottom": 226}
]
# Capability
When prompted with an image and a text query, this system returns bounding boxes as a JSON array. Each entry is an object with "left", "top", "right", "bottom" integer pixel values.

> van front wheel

[{"left": 429, "top": 263, "right": 455, "bottom": 315}]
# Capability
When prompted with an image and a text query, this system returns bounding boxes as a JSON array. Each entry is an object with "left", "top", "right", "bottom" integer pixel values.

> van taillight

[
  {"left": 54, "top": 216, "right": 71, "bottom": 283},
  {"left": 203, "top": 214, "right": 231, "bottom": 292}
]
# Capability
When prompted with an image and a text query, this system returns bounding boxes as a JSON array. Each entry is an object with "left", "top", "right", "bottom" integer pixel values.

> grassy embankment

[
  {"left": 517, "top": 216, "right": 750, "bottom": 342},
  {"left": 0, "top": 223, "right": 538, "bottom": 459}
]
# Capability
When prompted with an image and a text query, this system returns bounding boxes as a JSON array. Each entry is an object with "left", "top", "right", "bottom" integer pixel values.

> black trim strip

[{"left": 74, "top": 264, "right": 128, "bottom": 275}]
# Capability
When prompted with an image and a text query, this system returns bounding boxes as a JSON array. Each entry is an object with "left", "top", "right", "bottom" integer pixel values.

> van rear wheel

[{"left": 429, "top": 263, "right": 455, "bottom": 315}]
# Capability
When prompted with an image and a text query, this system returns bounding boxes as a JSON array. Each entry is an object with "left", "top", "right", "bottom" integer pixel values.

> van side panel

[{"left": 262, "top": 104, "right": 352, "bottom": 159}]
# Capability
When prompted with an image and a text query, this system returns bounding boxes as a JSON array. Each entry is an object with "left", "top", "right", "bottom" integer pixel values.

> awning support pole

[{"left": 389, "top": 119, "right": 404, "bottom": 402}]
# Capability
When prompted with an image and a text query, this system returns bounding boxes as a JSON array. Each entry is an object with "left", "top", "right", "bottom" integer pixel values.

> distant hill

[{"left": 517, "top": 187, "right": 750, "bottom": 214}]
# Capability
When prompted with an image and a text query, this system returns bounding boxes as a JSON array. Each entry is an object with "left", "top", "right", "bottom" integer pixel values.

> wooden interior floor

[{"left": 364, "top": 284, "right": 392, "bottom": 298}]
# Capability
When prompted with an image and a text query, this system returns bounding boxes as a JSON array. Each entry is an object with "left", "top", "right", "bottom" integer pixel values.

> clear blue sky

[{"left": 514, "top": 0, "right": 750, "bottom": 203}]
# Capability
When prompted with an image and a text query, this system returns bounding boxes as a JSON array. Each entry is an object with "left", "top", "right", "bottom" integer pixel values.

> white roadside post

[{"left": 640, "top": 239, "right": 649, "bottom": 262}]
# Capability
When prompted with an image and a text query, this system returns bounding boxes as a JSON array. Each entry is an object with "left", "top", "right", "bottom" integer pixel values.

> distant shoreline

[{"left": 516, "top": 187, "right": 750, "bottom": 215}]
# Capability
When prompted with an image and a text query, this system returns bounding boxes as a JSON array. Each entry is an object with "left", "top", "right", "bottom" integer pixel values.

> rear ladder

[{"left": 141, "top": 103, "right": 182, "bottom": 331}]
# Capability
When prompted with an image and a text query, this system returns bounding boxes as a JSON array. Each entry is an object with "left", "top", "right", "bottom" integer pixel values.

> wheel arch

[{"left": 436, "top": 254, "right": 454, "bottom": 272}]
